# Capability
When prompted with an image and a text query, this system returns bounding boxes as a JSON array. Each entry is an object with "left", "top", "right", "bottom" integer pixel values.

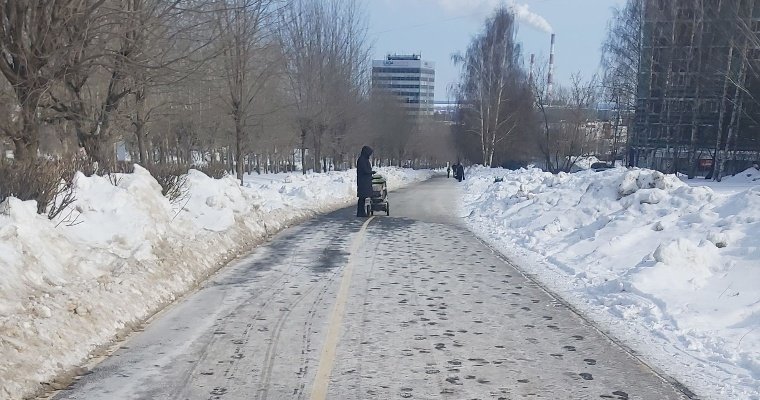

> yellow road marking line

[{"left": 310, "top": 216, "right": 374, "bottom": 400}]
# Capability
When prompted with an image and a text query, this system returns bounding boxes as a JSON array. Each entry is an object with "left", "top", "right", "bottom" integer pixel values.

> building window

[
  {"left": 372, "top": 67, "right": 436, "bottom": 74},
  {"left": 647, "top": 100, "right": 663, "bottom": 113},
  {"left": 752, "top": 20, "right": 760, "bottom": 33},
  {"left": 701, "top": 99, "right": 720, "bottom": 113},
  {"left": 677, "top": 8, "right": 694, "bottom": 20},
  {"left": 372, "top": 76, "right": 435, "bottom": 84},
  {"left": 672, "top": 72, "right": 689, "bottom": 88}
]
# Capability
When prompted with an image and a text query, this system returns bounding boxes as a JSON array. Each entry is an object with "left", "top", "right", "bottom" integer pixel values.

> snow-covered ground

[
  {"left": 4, "top": 162, "right": 758, "bottom": 400},
  {"left": 681, "top": 167, "right": 760, "bottom": 195},
  {"left": 461, "top": 166, "right": 760, "bottom": 400},
  {"left": 0, "top": 166, "right": 433, "bottom": 400}
]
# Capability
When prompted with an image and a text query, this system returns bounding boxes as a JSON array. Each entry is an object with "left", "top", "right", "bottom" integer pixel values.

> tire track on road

[
  {"left": 255, "top": 267, "right": 340, "bottom": 400},
  {"left": 178, "top": 224, "right": 348, "bottom": 400},
  {"left": 351, "top": 236, "right": 384, "bottom": 398},
  {"left": 172, "top": 245, "right": 303, "bottom": 400},
  {"left": 309, "top": 216, "right": 374, "bottom": 400}
]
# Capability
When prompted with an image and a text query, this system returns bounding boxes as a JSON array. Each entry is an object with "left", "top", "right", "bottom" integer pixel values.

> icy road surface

[{"left": 53, "top": 177, "right": 692, "bottom": 400}]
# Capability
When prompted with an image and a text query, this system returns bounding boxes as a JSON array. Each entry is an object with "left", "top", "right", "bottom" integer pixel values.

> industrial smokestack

[
  {"left": 529, "top": 53, "right": 535, "bottom": 83},
  {"left": 547, "top": 33, "right": 555, "bottom": 104}
]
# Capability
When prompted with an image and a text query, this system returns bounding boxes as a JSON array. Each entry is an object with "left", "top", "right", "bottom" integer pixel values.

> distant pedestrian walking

[
  {"left": 356, "top": 145, "right": 375, "bottom": 217},
  {"left": 447, "top": 165, "right": 451, "bottom": 178},
  {"left": 455, "top": 163, "right": 465, "bottom": 182}
]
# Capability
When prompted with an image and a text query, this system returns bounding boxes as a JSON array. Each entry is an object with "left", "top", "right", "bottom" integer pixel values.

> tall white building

[{"left": 371, "top": 54, "right": 435, "bottom": 116}]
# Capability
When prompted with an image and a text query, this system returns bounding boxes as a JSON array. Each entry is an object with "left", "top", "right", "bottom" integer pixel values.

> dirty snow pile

[
  {"left": 0, "top": 166, "right": 432, "bottom": 400},
  {"left": 462, "top": 166, "right": 760, "bottom": 400},
  {"left": 570, "top": 155, "right": 602, "bottom": 170}
]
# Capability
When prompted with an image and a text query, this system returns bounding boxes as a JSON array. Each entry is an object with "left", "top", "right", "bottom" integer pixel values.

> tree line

[
  {"left": 450, "top": 7, "right": 604, "bottom": 173},
  {"left": 452, "top": 1, "right": 760, "bottom": 179},
  {"left": 0, "top": 0, "right": 457, "bottom": 216}
]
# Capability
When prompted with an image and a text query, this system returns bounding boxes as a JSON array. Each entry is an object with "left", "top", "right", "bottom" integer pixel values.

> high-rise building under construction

[{"left": 632, "top": 0, "right": 760, "bottom": 175}]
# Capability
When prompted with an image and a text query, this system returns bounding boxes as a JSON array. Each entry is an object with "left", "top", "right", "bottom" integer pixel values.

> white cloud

[{"left": 432, "top": 0, "right": 553, "bottom": 33}]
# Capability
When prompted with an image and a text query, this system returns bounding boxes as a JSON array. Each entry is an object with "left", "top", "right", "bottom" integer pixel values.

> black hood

[{"left": 360, "top": 145, "right": 373, "bottom": 158}]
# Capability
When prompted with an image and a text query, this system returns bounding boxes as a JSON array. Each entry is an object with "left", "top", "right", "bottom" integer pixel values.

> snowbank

[
  {"left": 680, "top": 166, "right": 760, "bottom": 196},
  {"left": 462, "top": 166, "right": 760, "bottom": 400},
  {"left": 725, "top": 166, "right": 760, "bottom": 184},
  {"left": 571, "top": 155, "right": 602, "bottom": 170},
  {"left": 0, "top": 166, "right": 433, "bottom": 400}
]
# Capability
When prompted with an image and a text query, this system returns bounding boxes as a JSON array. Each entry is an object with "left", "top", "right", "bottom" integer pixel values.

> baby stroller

[{"left": 365, "top": 174, "right": 389, "bottom": 216}]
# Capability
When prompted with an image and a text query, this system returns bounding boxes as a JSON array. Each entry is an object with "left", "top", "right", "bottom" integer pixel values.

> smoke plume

[
  {"left": 433, "top": 0, "right": 553, "bottom": 33},
  {"left": 508, "top": 2, "right": 553, "bottom": 33}
]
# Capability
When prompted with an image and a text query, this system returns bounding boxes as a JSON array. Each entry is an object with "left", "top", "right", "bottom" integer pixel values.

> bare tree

[
  {"left": 124, "top": 0, "right": 219, "bottom": 166},
  {"left": 529, "top": 59, "right": 555, "bottom": 171},
  {"left": 366, "top": 92, "right": 415, "bottom": 166},
  {"left": 532, "top": 71, "right": 600, "bottom": 172},
  {"left": 0, "top": 0, "right": 106, "bottom": 161},
  {"left": 408, "top": 118, "right": 458, "bottom": 168},
  {"left": 600, "top": 0, "right": 644, "bottom": 166},
  {"left": 25, "top": 0, "right": 218, "bottom": 169},
  {"left": 714, "top": 0, "right": 757, "bottom": 181},
  {"left": 557, "top": 74, "right": 600, "bottom": 172},
  {"left": 215, "top": 0, "right": 281, "bottom": 183},
  {"left": 279, "top": 0, "right": 370, "bottom": 173},
  {"left": 452, "top": 7, "right": 531, "bottom": 167}
]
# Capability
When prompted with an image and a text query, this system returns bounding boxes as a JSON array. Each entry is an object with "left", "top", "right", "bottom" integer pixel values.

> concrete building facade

[{"left": 371, "top": 54, "right": 435, "bottom": 115}]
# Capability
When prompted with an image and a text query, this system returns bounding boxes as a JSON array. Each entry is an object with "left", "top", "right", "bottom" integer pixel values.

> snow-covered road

[{"left": 52, "top": 178, "right": 692, "bottom": 399}]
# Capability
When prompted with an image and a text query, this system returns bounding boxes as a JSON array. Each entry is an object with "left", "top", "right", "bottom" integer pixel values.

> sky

[{"left": 363, "top": 0, "right": 627, "bottom": 101}]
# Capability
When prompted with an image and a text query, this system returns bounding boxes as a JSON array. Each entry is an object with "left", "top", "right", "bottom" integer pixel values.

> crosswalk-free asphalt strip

[{"left": 310, "top": 216, "right": 375, "bottom": 400}]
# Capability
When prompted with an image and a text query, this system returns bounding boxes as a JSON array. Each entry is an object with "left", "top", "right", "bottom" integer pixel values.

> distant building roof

[{"left": 386, "top": 54, "right": 421, "bottom": 61}]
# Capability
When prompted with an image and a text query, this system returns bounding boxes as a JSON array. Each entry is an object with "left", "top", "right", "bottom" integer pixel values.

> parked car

[{"left": 590, "top": 162, "right": 614, "bottom": 172}]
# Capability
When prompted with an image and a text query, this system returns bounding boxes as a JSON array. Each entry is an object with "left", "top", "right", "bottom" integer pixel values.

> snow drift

[
  {"left": 462, "top": 166, "right": 760, "bottom": 400},
  {"left": 0, "top": 166, "right": 433, "bottom": 400}
]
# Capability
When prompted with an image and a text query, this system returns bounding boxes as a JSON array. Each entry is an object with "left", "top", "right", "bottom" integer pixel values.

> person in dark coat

[
  {"left": 356, "top": 145, "right": 375, "bottom": 217},
  {"left": 456, "top": 163, "right": 465, "bottom": 182}
]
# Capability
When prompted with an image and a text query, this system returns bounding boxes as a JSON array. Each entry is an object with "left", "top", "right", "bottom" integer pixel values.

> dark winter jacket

[
  {"left": 356, "top": 145, "right": 374, "bottom": 197},
  {"left": 456, "top": 164, "right": 465, "bottom": 181}
]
